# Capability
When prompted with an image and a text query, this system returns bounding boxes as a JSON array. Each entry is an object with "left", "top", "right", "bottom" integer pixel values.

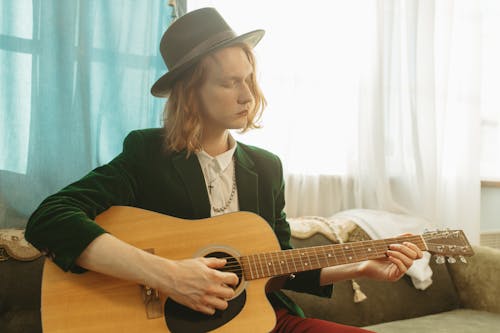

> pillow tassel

[{"left": 352, "top": 279, "right": 367, "bottom": 303}]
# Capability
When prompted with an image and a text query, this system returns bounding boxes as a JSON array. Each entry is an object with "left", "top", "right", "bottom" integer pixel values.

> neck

[{"left": 202, "top": 130, "right": 230, "bottom": 157}]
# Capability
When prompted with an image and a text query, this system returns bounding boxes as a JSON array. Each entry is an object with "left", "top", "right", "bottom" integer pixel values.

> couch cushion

[
  {"left": 447, "top": 245, "right": 500, "bottom": 314},
  {"left": 0, "top": 257, "right": 44, "bottom": 333},
  {"left": 363, "top": 309, "right": 500, "bottom": 333}
]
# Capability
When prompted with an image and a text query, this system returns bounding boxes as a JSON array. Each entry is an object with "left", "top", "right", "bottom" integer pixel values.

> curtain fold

[
  {"left": 0, "top": 0, "right": 174, "bottom": 227},
  {"left": 286, "top": 0, "right": 481, "bottom": 244}
]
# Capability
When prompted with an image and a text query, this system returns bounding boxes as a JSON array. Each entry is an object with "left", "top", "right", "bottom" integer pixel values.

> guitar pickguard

[{"left": 164, "top": 290, "right": 246, "bottom": 333}]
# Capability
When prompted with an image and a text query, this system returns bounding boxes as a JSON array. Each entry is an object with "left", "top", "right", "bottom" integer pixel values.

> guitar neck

[{"left": 240, "top": 235, "right": 426, "bottom": 280}]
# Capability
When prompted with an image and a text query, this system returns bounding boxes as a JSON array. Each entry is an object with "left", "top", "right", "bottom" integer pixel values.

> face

[{"left": 198, "top": 46, "right": 255, "bottom": 135}]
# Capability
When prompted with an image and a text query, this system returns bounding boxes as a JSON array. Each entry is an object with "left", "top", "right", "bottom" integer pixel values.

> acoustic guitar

[{"left": 41, "top": 206, "right": 474, "bottom": 332}]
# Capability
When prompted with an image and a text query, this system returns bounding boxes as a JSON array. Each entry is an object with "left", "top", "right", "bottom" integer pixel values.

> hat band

[{"left": 173, "top": 30, "right": 236, "bottom": 69}]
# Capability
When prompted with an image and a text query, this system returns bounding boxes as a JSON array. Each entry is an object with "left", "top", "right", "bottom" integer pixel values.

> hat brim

[{"left": 151, "top": 29, "right": 265, "bottom": 98}]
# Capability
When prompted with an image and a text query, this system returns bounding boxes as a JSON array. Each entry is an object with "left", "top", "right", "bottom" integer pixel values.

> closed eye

[{"left": 220, "top": 79, "right": 237, "bottom": 88}]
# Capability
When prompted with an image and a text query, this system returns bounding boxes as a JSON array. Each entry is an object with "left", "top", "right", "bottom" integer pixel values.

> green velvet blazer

[{"left": 26, "top": 128, "right": 331, "bottom": 317}]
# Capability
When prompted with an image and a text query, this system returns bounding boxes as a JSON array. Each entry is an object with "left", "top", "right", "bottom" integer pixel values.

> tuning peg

[
  {"left": 447, "top": 256, "right": 457, "bottom": 264},
  {"left": 459, "top": 255, "right": 468, "bottom": 263},
  {"left": 435, "top": 255, "right": 446, "bottom": 264}
]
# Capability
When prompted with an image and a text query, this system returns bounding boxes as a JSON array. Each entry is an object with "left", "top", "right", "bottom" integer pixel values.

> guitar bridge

[
  {"left": 141, "top": 248, "right": 163, "bottom": 319},
  {"left": 141, "top": 284, "right": 162, "bottom": 319}
]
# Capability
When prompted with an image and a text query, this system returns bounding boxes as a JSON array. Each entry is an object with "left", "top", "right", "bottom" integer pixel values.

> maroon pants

[{"left": 271, "top": 308, "right": 375, "bottom": 333}]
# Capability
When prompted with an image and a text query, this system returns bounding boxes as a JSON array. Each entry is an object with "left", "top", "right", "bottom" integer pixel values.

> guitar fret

[
  {"left": 270, "top": 253, "right": 276, "bottom": 276},
  {"left": 282, "top": 251, "right": 291, "bottom": 274},
  {"left": 323, "top": 245, "right": 337, "bottom": 266},
  {"left": 257, "top": 253, "right": 265, "bottom": 278},
  {"left": 276, "top": 252, "right": 285, "bottom": 275},
  {"left": 298, "top": 249, "right": 307, "bottom": 270},
  {"left": 354, "top": 243, "right": 366, "bottom": 262},
  {"left": 259, "top": 253, "right": 269, "bottom": 277},
  {"left": 364, "top": 240, "right": 378, "bottom": 259},
  {"left": 274, "top": 252, "right": 285, "bottom": 275},
  {"left": 241, "top": 256, "right": 252, "bottom": 280},
  {"left": 266, "top": 252, "right": 277, "bottom": 276},
  {"left": 344, "top": 244, "right": 355, "bottom": 262},
  {"left": 312, "top": 247, "right": 321, "bottom": 269},
  {"left": 247, "top": 254, "right": 255, "bottom": 279},
  {"left": 337, "top": 244, "right": 348, "bottom": 265},
  {"left": 261, "top": 253, "right": 269, "bottom": 278},
  {"left": 288, "top": 250, "right": 297, "bottom": 273},
  {"left": 270, "top": 252, "right": 277, "bottom": 276},
  {"left": 274, "top": 252, "right": 282, "bottom": 275},
  {"left": 365, "top": 240, "right": 376, "bottom": 258},
  {"left": 321, "top": 246, "right": 330, "bottom": 266},
  {"left": 255, "top": 253, "right": 265, "bottom": 279}
]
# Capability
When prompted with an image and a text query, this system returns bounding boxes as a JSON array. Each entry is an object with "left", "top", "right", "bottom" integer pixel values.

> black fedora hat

[{"left": 151, "top": 7, "right": 265, "bottom": 97}]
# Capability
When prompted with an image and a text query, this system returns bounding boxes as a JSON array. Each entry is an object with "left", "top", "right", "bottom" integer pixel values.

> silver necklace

[{"left": 209, "top": 158, "right": 236, "bottom": 214}]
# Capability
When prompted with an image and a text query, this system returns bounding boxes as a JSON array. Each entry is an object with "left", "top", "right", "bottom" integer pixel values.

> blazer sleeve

[{"left": 25, "top": 131, "right": 144, "bottom": 273}]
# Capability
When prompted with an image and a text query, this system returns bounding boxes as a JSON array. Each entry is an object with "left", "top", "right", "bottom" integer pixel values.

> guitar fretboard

[{"left": 240, "top": 235, "right": 426, "bottom": 280}]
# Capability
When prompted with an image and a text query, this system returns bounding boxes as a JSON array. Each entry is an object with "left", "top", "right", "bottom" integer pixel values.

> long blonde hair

[{"left": 163, "top": 44, "right": 266, "bottom": 154}]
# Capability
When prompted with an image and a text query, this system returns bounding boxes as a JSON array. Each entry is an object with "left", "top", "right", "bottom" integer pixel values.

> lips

[{"left": 236, "top": 110, "right": 248, "bottom": 117}]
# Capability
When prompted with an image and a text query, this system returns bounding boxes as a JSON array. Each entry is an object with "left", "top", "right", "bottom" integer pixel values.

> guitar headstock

[{"left": 422, "top": 229, "right": 474, "bottom": 264}]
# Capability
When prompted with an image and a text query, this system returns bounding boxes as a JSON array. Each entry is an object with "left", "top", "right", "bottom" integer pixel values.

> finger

[
  {"left": 204, "top": 257, "right": 228, "bottom": 269},
  {"left": 214, "top": 283, "right": 236, "bottom": 299},
  {"left": 204, "top": 281, "right": 235, "bottom": 300},
  {"left": 202, "top": 257, "right": 239, "bottom": 286},
  {"left": 195, "top": 303, "right": 217, "bottom": 315},
  {"left": 389, "top": 243, "right": 419, "bottom": 260},
  {"left": 387, "top": 249, "right": 414, "bottom": 268},
  {"left": 204, "top": 295, "right": 229, "bottom": 311},
  {"left": 387, "top": 255, "right": 409, "bottom": 274},
  {"left": 403, "top": 242, "right": 424, "bottom": 259},
  {"left": 218, "top": 271, "right": 239, "bottom": 287},
  {"left": 395, "top": 234, "right": 424, "bottom": 259}
]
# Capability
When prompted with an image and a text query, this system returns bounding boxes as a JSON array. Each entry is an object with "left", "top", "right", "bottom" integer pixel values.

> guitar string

[
  {"left": 212, "top": 236, "right": 427, "bottom": 274},
  {"left": 210, "top": 235, "right": 466, "bottom": 275},
  {"left": 217, "top": 235, "right": 425, "bottom": 268},
  {"left": 214, "top": 233, "right": 461, "bottom": 267},
  {"left": 219, "top": 244, "right": 450, "bottom": 276}
]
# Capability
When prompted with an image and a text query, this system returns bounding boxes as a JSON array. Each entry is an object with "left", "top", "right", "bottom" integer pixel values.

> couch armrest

[{"left": 447, "top": 245, "right": 500, "bottom": 314}]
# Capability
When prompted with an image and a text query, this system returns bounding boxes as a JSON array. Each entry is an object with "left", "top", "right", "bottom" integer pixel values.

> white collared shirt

[{"left": 196, "top": 135, "right": 239, "bottom": 216}]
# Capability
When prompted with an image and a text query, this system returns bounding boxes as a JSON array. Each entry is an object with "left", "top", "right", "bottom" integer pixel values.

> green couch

[{"left": 285, "top": 233, "right": 500, "bottom": 333}]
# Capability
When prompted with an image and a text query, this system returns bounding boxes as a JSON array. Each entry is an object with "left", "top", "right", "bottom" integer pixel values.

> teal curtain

[{"left": 0, "top": 0, "right": 175, "bottom": 227}]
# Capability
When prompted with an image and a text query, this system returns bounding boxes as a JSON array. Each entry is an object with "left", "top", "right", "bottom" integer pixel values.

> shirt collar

[{"left": 196, "top": 135, "right": 237, "bottom": 171}]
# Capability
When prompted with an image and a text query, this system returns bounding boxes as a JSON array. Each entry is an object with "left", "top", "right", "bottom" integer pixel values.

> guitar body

[{"left": 41, "top": 207, "right": 279, "bottom": 333}]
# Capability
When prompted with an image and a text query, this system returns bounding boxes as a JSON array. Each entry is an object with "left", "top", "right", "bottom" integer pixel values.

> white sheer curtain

[
  {"left": 189, "top": 0, "right": 482, "bottom": 244},
  {"left": 348, "top": 0, "right": 481, "bottom": 245}
]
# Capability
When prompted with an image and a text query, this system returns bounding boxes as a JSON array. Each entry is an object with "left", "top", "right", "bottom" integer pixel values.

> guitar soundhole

[{"left": 164, "top": 251, "right": 246, "bottom": 333}]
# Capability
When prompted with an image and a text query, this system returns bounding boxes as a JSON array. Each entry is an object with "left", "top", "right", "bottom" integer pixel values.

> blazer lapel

[
  {"left": 235, "top": 145, "right": 259, "bottom": 214},
  {"left": 171, "top": 152, "right": 211, "bottom": 218}
]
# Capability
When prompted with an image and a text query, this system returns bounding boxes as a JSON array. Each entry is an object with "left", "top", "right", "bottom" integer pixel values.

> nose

[{"left": 238, "top": 82, "right": 254, "bottom": 106}]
